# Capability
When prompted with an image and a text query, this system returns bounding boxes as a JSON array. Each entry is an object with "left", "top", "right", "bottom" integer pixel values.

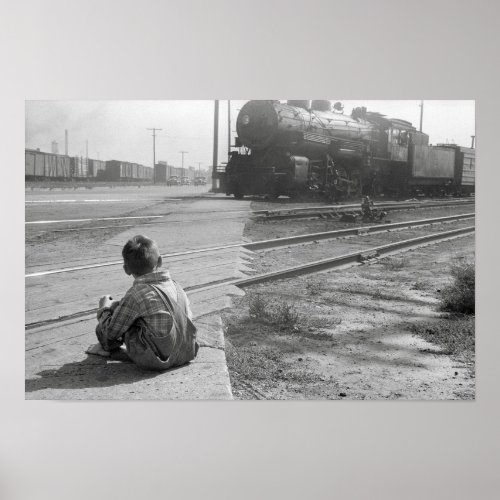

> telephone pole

[
  {"left": 227, "top": 100, "right": 231, "bottom": 159},
  {"left": 147, "top": 128, "right": 162, "bottom": 184},
  {"left": 179, "top": 150, "right": 188, "bottom": 177},
  {"left": 212, "top": 100, "right": 219, "bottom": 191},
  {"left": 196, "top": 162, "right": 202, "bottom": 176},
  {"left": 419, "top": 100, "right": 424, "bottom": 132}
]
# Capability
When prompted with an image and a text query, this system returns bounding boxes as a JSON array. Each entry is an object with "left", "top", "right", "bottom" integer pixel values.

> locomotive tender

[{"left": 224, "top": 100, "right": 475, "bottom": 199}]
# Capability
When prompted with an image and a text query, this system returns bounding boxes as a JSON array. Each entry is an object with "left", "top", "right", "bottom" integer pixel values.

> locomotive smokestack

[
  {"left": 471, "top": 135, "right": 475, "bottom": 148},
  {"left": 311, "top": 100, "right": 332, "bottom": 112}
]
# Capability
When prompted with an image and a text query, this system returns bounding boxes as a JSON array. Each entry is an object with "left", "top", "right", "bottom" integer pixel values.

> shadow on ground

[{"left": 24, "top": 351, "right": 178, "bottom": 393}]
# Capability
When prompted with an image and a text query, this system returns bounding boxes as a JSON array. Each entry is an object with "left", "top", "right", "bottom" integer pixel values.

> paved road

[{"left": 25, "top": 194, "right": 253, "bottom": 400}]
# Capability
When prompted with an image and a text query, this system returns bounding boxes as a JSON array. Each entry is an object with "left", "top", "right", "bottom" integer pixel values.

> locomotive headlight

[{"left": 241, "top": 114, "right": 250, "bottom": 126}]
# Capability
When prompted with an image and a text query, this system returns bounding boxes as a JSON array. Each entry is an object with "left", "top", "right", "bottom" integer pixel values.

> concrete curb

[{"left": 25, "top": 313, "right": 233, "bottom": 400}]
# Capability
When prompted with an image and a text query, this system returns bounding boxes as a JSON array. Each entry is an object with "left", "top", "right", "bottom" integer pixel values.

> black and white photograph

[
  {"left": 4, "top": 0, "right": 500, "bottom": 499},
  {"left": 25, "top": 99, "right": 475, "bottom": 400}
]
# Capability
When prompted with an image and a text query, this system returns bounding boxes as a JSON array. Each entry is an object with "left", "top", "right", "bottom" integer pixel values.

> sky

[{"left": 25, "top": 100, "right": 475, "bottom": 168}]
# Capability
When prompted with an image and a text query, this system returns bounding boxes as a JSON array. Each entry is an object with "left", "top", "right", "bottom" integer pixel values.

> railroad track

[
  {"left": 232, "top": 225, "right": 474, "bottom": 289},
  {"left": 25, "top": 213, "right": 474, "bottom": 277},
  {"left": 25, "top": 198, "right": 474, "bottom": 232},
  {"left": 25, "top": 216, "right": 475, "bottom": 329},
  {"left": 256, "top": 199, "right": 475, "bottom": 221}
]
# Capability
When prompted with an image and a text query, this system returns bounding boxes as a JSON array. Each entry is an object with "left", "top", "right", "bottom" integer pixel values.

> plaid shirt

[{"left": 97, "top": 269, "right": 192, "bottom": 342}]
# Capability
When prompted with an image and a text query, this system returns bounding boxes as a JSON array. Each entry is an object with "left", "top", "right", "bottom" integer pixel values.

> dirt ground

[{"left": 223, "top": 234, "right": 475, "bottom": 400}]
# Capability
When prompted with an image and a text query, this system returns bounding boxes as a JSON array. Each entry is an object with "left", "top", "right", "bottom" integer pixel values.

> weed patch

[
  {"left": 440, "top": 261, "right": 475, "bottom": 314},
  {"left": 383, "top": 256, "right": 408, "bottom": 270},
  {"left": 248, "top": 294, "right": 267, "bottom": 319},
  {"left": 247, "top": 294, "right": 300, "bottom": 331},
  {"left": 411, "top": 315, "right": 475, "bottom": 363}
]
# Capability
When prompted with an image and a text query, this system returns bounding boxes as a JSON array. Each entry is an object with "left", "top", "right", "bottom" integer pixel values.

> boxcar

[
  {"left": 88, "top": 159, "right": 106, "bottom": 178},
  {"left": 105, "top": 160, "right": 122, "bottom": 181},
  {"left": 437, "top": 144, "right": 476, "bottom": 195},
  {"left": 25, "top": 150, "right": 71, "bottom": 178},
  {"left": 25, "top": 150, "right": 37, "bottom": 176},
  {"left": 460, "top": 146, "right": 475, "bottom": 194},
  {"left": 155, "top": 164, "right": 167, "bottom": 182},
  {"left": 144, "top": 166, "right": 154, "bottom": 180},
  {"left": 70, "top": 156, "right": 88, "bottom": 177},
  {"left": 45, "top": 154, "right": 70, "bottom": 178}
]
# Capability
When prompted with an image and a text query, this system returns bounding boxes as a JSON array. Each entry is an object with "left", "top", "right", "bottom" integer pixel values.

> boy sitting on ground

[{"left": 87, "top": 234, "right": 198, "bottom": 370}]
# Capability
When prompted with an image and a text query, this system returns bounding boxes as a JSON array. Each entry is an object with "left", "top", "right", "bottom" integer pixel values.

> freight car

[
  {"left": 25, "top": 149, "right": 154, "bottom": 182},
  {"left": 103, "top": 160, "right": 154, "bottom": 181},
  {"left": 154, "top": 163, "right": 190, "bottom": 183},
  {"left": 70, "top": 156, "right": 88, "bottom": 178},
  {"left": 88, "top": 159, "right": 107, "bottom": 178},
  {"left": 25, "top": 149, "right": 71, "bottom": 179},
  {"left": 224, "top": 100, "right": 475, "bottom": 200},
  {"left": 435, "top": 144, "right": 475, "bottom": 196}
]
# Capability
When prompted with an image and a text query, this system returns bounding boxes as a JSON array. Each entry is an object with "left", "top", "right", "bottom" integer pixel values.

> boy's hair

[{"left": 122, "top": 235, "right": 160, "bottom": 276}]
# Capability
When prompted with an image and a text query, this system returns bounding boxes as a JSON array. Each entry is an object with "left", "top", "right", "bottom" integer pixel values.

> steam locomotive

[{"left": 224, "top": 100, "right": 475, "bottom": 200}]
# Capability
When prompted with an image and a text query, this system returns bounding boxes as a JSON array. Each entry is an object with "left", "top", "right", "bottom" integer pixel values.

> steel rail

[
  {"left": 25, "top": 225, "right": 475, "bottom": 330},
  {"left": 25, "top": 199, "right": 473, "bottom": 228},
  {"left": 25, "top": 213, "right": 474, "bottom": 278},
  {"left": 252, "top": 198, "right": 474, "bottom": 215},
  {"left": 246, "top": 213, "right": 474, "bottom": 250},
  {"left": 232, "top": 226, "right": 475, "bottom": 288},
  {"left": 258, "top": 200, "right": 475, "bottom": 220}
]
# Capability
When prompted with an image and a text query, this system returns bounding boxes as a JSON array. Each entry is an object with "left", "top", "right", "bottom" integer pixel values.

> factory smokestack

[{"left": 65, "top": 129, "right": 68, "bottom": 155}]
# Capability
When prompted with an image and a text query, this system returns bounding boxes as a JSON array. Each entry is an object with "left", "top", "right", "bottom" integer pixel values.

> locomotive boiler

[{"left": 224, "top": 100, "right": 472, "bottom": 200}]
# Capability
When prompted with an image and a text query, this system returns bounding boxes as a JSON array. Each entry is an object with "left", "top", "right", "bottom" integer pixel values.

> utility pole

[
  {"left": 179, "top": 151, "right": 188, "bottom": 177},
  {"left": 419, "top": 100, "right": 424, "bottom": 132},
  {"left": 147, "top": 128, "right": 162, "bottom": 184},
  {"left": 227, "top": 100, "right": 231, "bottom": 159},
  {"left": 212, "top": 100, "right": 219, "bottom": 191},
  {"left": 196, "top": 162, "right": 202, "bottom": 176},
  {"left": 86, "top": 139, "right": 88, "bottom": 175}
]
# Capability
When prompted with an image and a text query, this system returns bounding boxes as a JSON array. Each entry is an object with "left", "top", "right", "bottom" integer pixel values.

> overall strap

[
  {"left": 172, "top": 280, "right": 188, "bottom": 312},
  {"left": 149, "top": 284, "right": 187, "bottom": 324}
]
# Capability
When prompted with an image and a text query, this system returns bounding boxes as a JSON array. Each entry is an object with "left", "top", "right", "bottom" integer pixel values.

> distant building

[{"left": 51, "top": 141, "right": 59, "bottom": 154}]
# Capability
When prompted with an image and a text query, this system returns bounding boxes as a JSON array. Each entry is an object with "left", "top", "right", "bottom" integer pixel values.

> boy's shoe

[{"left": 86, "top": 343, "right": 111, "bottom": 357}]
